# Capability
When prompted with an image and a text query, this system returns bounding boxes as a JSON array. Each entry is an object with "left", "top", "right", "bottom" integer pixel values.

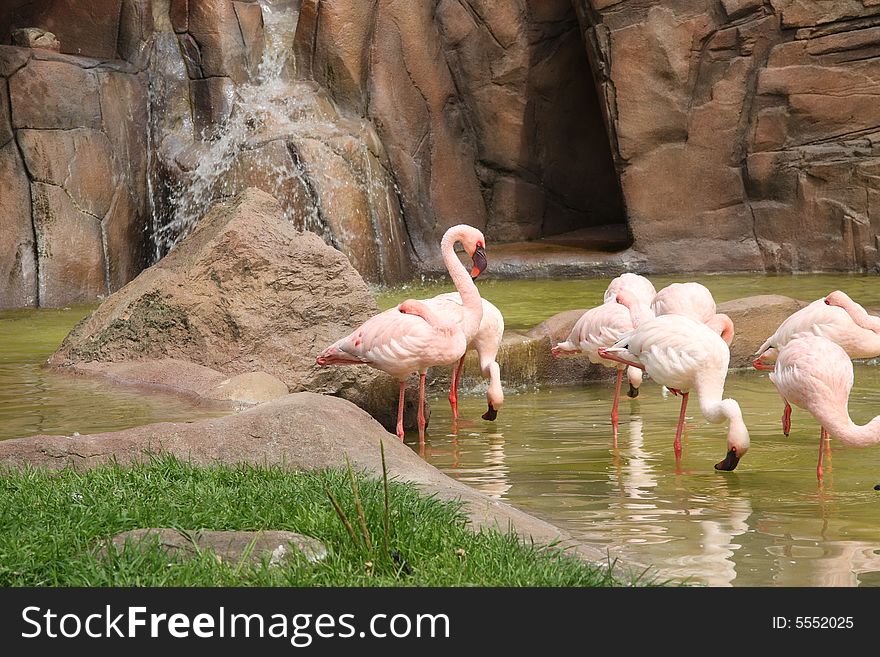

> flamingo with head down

[
  {"left": 599, "top": 314, "right": 750, "bottom": 471},
  {"left": 770, "top": 333, "right": 880, "bottom": 481},
  {"left": 551, "top": 289, "right": 653, "bottom": 436},
  {"left": 753, "top": 290, "right": 880, "bottom": 436},
  {"left": 316, "top": 225, "right": 487, "bottom": 441},
  {"left": 423, "top": 293, "right": 504, "bottom": 422}
]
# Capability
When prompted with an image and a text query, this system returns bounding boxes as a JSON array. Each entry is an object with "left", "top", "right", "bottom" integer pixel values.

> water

[
  {"left": 380, "top": 274, "right": 880, "bottom": 586},
  {"left": 375, "top": 272, "right": 880, "bottom": 330},
  {"left": 0, "top": 307, "right": 224, "bottom": 441}
]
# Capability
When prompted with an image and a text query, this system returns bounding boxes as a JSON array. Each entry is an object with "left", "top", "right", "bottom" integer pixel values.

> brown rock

[
  {"left": 0, "top": 82, "right": 11, "bottom": 146},
  {"left": 118, "top": 0, "right": 155, "bottom": 66},
  {"left": 191, "top": 76, "right": 236, "bottom": 136},
  {"left": 48, "top": 188, "right": 421, "bottom": 430},
  {"left": 526, "top": 309, "right": 589, "bottom": 343},
  {"left": 233, "top": 1, "right": 265, "bottom": 77},
  {"left": 102, "top": 186, "right": 145, "bottom": 291},
  {"left": 31, "top": 182, "right": 108, "bottom": 307},
  {"left": 9, "top": 58, "right": 101, "bottom": 130},
  {"left": 103, "top": 528, "right": 327, "bottom": 565},
  {"left": 11, "top": 28, "right": 60, "bottom": 52},
  {"left": 0, "top": 141, "right": 38, "bottom": 307},
  {"left": 188, "top": 0, "right": 250, "bottom": 82},
  {"left": 9, "top": 0, "right": 122, "bottom": 59},
  {"left": 98, "top": 70, "right": 149, "bottom": 208},
  {"left": 717, "top": 295, "right": 807, "bottom": 368}
]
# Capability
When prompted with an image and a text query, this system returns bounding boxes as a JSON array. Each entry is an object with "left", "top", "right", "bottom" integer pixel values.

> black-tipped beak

[
  {"left": 824, "top": 298, "right": 830, "bottom": 305},
  {"left": 627, "top": 383, "right": 639, "bottom": 399},
  {"left": 714, "top": 448, "right": 741, "bottom": 471},
  {"left": 471, "top": 246, "right": 487, "bottom": 279},
  {"left": 482, "top": 403, "right": 497, "bottom": 421}
]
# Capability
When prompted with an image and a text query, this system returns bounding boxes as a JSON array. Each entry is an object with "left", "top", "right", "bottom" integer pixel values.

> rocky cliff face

[
  {"left": 4, "top": 1, "right": 880, "bottom": 308},
  {"left": 572, "top": 0, "right": 880, "bottom": 272}
]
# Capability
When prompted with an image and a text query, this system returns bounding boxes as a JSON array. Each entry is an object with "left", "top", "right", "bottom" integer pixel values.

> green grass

[{"left": 0, "top": 456, "right": 634, "bottom": 587}]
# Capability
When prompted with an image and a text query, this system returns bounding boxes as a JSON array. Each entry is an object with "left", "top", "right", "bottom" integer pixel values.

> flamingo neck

[
  {"left": 831, "top": 296, "right": 880, "bottom": 334},
  {"left": 616, "top": 291, "right": 654, "bottom": 328},
  {"left": 814, "top": 405, "right": 880, "bottom": 447},
  {"left": 442, "top": 228, "right": 482, "bottom": 338},
  {"left": 707, "top": 313, "right": 735, "bottom": 346}
]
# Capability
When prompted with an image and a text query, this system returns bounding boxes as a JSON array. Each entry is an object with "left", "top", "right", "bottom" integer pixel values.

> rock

[
  {"left": 31, "top": 182, "right": 108, "bottom": 307},
  {"left": 0, "top": 392, "right": 610, "bottom": 564},
  {"left": 187, "top": 0, "right": 250, "bottom": 83},
  {"left": 11, "top": 28, "right": 60, "bottom": 52},
  {"left": 48, "top": 188, "right": 423, "bottom": 430},
  {"left": 717, "top": 294, "right": 807, "bottom": 368},
  {"left": 0, "top": 141, "right": 37, "bottom": 307},
  {"left": 526, "top": 309, "right": 589, "bottom": 343},
  {"left": 6, "top": 1, "right": 122, "bottom": 59},
  {"left": 9, "top": 58, "right": 101, "bottom": 130},
  {"left": 103, "top": 528, "right": 327, "bottom": 565},
  {"left": 207, "top": 371, "right": 289, "bottom": 404},
  {"left": 190, "top": 76, "right": 236, "bottom": 136}
]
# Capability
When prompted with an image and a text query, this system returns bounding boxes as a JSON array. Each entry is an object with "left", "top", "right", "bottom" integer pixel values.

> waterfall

[{"left": 145, "top": 0, "right": 412, "bottom": 283}]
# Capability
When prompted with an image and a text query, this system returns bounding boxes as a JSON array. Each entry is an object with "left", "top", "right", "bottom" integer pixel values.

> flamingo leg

[
  {"left": 817, "top": 427, "right": 827, "bottom": 481},
  {"left": 782, "top": 402, "right": 792, "bottom": 437},
  {"left": 611, "top": 369, "right": 623, "bottom": 443},
  {"left": 674, "top": 392, "right": 689, "bottom": 457},
  {"left": 449, "top": 355, "right": 465, "bottom": 420},
  {"left": 417, "top": 371, "right": 427, "bottom": 443},
  {"left": 396, "top": 380, "right": 406, "bottom": 440}
]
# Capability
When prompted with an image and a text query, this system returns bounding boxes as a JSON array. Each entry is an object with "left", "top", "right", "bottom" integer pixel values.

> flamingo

[
  {"left": 598, "top": 314, "right": 750, "bottom": 471},
  {"left": 551, "top": 289, "right": 653, "bottom": 435},
  {"left": 316, "top": 225, "right": 487, "bottom": 441},
  {"left": 603, "top": 273, "right": 656, "bottom": 397},
  {"left": 652, "top": 282, "right": 735, "bottom": 346},
  {"left": 422, "top": 293, "right": 504, "bottom": 421},
  {"left": 769, "top": 334, "right": 880, "bottom": 481},
  {"left": 753, "top": 290, "right": 880, "bottom": 436},
  {"left": 604, "top": 272, "right": 656, "bottom": 307}
]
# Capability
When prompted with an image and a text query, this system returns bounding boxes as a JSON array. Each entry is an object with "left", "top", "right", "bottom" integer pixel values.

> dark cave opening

[{"left": 510, "top": 3, "right": 629, "bottom": 252}]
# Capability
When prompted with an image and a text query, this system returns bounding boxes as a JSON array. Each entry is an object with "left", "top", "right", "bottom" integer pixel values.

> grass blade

[
  {"left": 345, "top": 456, "right": 372, "bottom": 552},
  {"left": 325, "top": 488, "right": 360, "bottom": 547}
]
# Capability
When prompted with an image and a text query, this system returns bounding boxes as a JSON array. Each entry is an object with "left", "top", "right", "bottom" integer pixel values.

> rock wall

[
  {"left": 572, "top": 0, "right": 880, "bottom": 272},
  {"left": 295, "top": 0, "right": 627, "bottom": 267},
  {"left": 0, "top": 45, "right": 148, "bottom": 307}
]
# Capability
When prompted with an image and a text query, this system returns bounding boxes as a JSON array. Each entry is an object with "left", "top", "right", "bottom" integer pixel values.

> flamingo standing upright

[
  {"left": 753, "top": 290, "right": 880, "bottom": 435},
  {"left": 603, "top": 273, "right": 656, "bottom": 397},
  {"left": 551, "top": 289, "right": 653, "bottom": 436},
  {"left": 599, "top": 314, "right": 750, "bottom": 471},
  {"left": 316, "top": 225, "right": 487, "bottom": 441},
  {"left": 422, "top": 293, "right": 504, "bottom": 421},
  {"left": 769, "top": 334, "right": 880, "bottom": 481},
  {"left": 652, "top": 282, "right": 735, "bottom": 345}
]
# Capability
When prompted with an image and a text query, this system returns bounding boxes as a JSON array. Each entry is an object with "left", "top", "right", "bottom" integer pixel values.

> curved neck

[
  {"left": 813, "top": 404, "right": 880, "bottom": 447},
  {"left": 442, "top": 229, "right": 482, "bottom": 338},
  {"left": 695, "top": 375, "right": 737, "bottom": 424},
  {"left": 831, "top": 297, "right": 880, "bottom": 334},
  {"left": 616, "top": 292, "right": 653, "bottom": 328},
  {"left": 707, "top": 313, "right": 735, "bottom": 346}
]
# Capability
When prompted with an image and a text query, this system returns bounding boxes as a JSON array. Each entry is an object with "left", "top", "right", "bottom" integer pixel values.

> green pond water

[
  {"left": 3, "top": 274, "right": 880, "bottom": 586},
  {"left": 0, "top": 307, "right": 224, "bottom": 440}
]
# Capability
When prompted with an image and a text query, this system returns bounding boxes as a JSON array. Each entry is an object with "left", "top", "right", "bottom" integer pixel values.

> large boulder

[
  {"left": 49, "top": 188, "right": 424, "bottom": 430},
  {"left": 717, "top": 294, "right": 806, "bottom": 368}
]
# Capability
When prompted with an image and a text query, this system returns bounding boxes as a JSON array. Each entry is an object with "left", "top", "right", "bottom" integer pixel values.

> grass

[{"left": 0, "top": 455, "right": 635, "bottom": 587}]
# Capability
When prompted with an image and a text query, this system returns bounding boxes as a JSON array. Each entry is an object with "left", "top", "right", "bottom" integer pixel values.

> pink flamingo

[
  {"left": 604, "top": 272, "right": 656, "bottom": 308},
  {"left": 316, "top": 225, "right": 487, "bottom": 441},
  {"left": 753, "top": 290, "right": 880, "bottom": 436},
  {"left": 769, "top": 334, "right": 880, "bottom": 481},
  {"left": 423, "top": 293, "right": 504, "bottom": 421},
  {"left": 551, "top": 289, "right": 653, "bottom": 435},
  {"left": 599, "top": 314, "right": 750, "bottom": 471},
  {"left": 603, "top": 273, "right": 656, "bottom": 397},
  {"left": 652, "top": 282, "right": 735, "bottom": 345}
]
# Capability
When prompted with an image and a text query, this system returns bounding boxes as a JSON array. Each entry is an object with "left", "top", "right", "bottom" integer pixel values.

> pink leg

[
  {"left": 611, "top": 369, "right": 623, "bottom": 444},
  {"left": 782, "top": 402, "right": 792, "bottom": 437},
  {"left": 418, "top": 372, "right": 427, "bottom": 443},
  {"left": 674, "top": 392, "right": 689, "bottom": 457},
  {"left": 817, "top": 427, "right": 828, "bottom": 481},
  {"left": 448, "top": 355, "right": 465, "bottom": 420},
  {"left": 396, "top": 380, "right": 406, "bottom": 440}
]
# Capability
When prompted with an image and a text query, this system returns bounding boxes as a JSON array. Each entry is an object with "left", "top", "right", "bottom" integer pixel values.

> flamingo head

[
  {"left": 457, "top": 226, "right": 488, "bottom": 279},
  {"left": 482, "top": 362, "right": 503, "bottom": 420},
  {"left": 715, "top": 403, "right": 750, "bottom": 472},
  {"left": 824, "top": 290, "right": 851, "bottom": 307}
]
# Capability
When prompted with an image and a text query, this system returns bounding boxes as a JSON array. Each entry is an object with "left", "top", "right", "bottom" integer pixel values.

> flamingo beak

[
  {"left": 471, "top": 246, "right": 487, "bottom": 279},
  {"left": 627, "top": 383, "right": 639, "bottom": 398},
  {"left": 482, "top": 403, "right": 497, "bottom": 421},
  {"left": 751, "top": 357, "right": 773, "bottom": 371},
  {"left": 714, "top": 447, "right": 741, "bottom": 471}
]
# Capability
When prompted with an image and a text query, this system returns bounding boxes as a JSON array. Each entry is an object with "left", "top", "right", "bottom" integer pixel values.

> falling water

[{"left": 150, "top": 0, "right": 336, "bottom": 258}]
